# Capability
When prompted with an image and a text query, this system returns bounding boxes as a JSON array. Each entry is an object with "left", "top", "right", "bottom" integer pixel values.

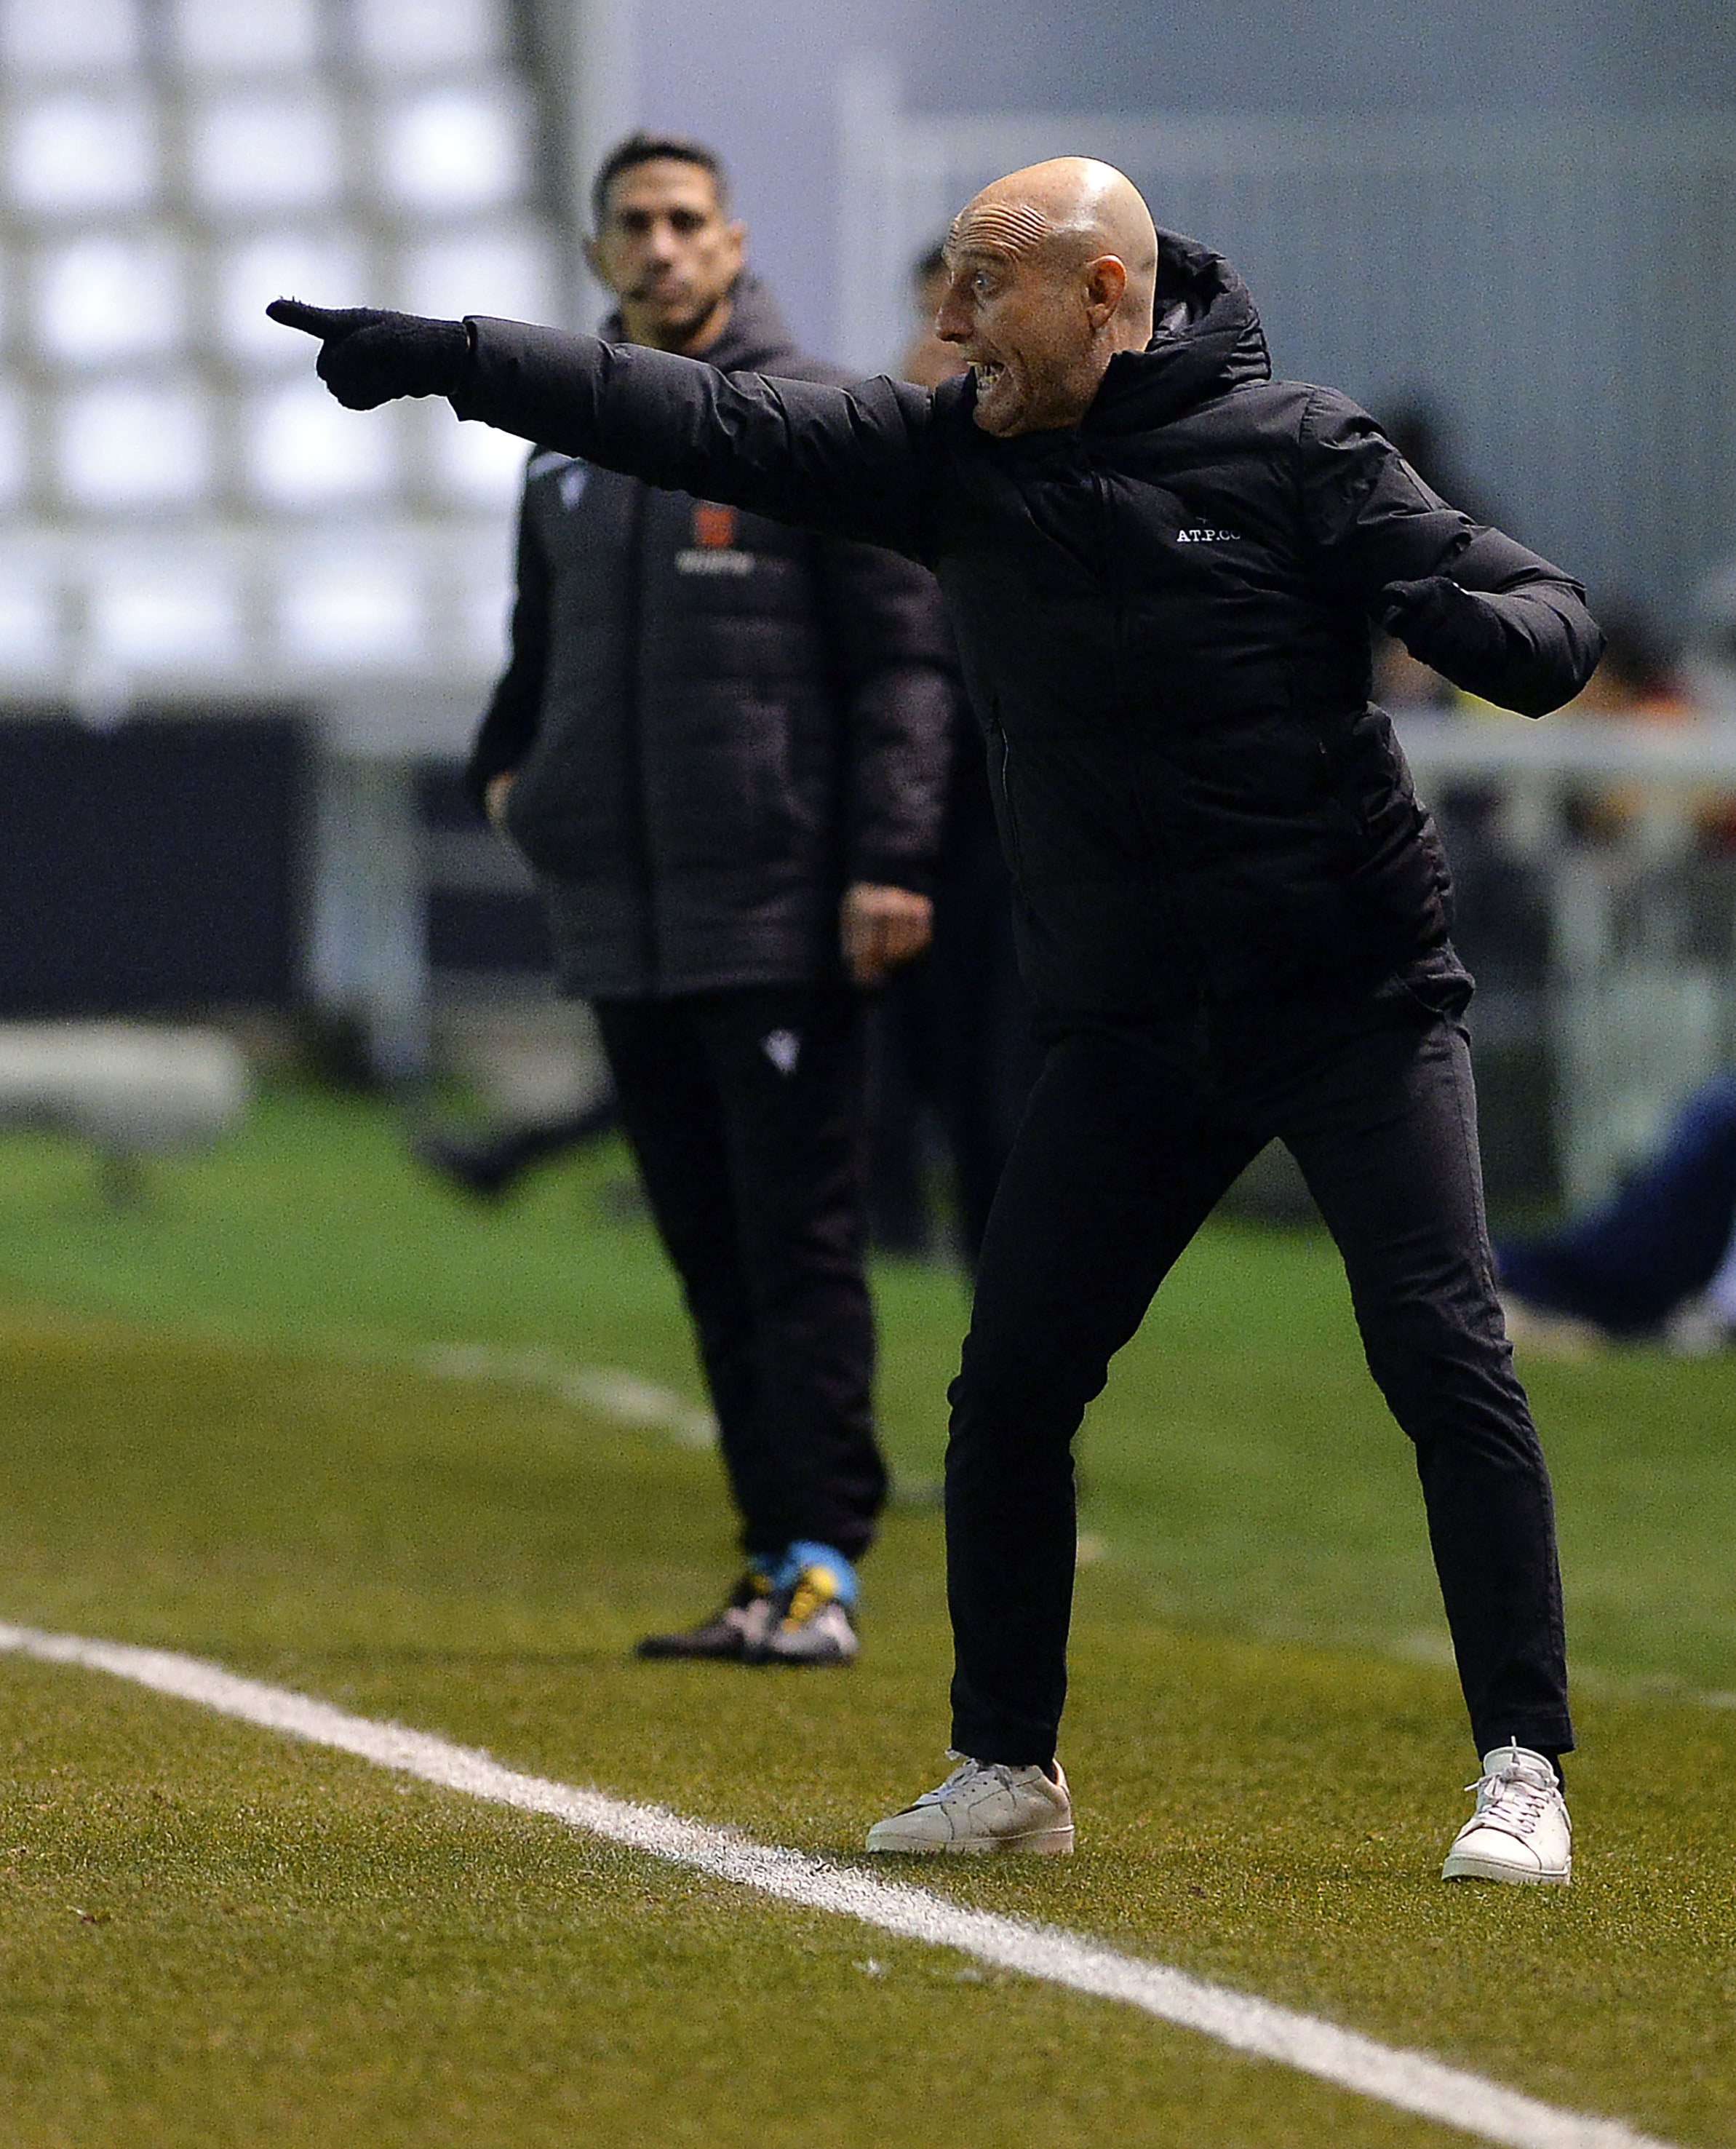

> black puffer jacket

[
  {"left": 464, "top": 275, "right": 954, "bottom": 998},
  {"left": 454, "top": 234, "right": 1602, "bottom": 1015}
]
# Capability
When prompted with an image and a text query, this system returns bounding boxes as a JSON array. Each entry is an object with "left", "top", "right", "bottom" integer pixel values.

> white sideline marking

[
  {"left": 0, "top": 1623, "right": 1673, "bottom": 2149},
  {"left": 420, "top": 1343, "right": 717, "bottom": 1447}
]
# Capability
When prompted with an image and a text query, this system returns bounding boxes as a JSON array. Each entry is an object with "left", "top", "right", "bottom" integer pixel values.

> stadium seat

[
  {"left": 0, "top": 0, "right": 143, "bottom": 77},
  {"left": 33, "top": 231, "right": 189, "bottom": 365},
  {"left": 186, "top": 89, "right": 347, "bottom": 215},
  {"left": 6, "top": 90, "right": 158, "bottom": 214},
  {"left": 247, "top": 379, "right": 403, "bottom": 508},
  {"left": 167, "top": 0, "right": 324, "bottom": 76},
  {"left": 278, "top": 550, "right": 426, "bottom": 667},
  {"left": 56, "top": 379, "right": 213, "bottom": 509},
  {"left": 349, "top": 0, "right": 508, "bottom": 76}
]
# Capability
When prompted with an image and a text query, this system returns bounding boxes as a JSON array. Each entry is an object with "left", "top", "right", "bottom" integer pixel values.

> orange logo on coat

[{"left": 692, "top": 502, "right": 736, "bottom": 549}]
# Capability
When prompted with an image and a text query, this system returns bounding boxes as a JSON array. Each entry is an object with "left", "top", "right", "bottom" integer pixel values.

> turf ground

[{"left": 1, "top": 1089, "right": 1733, "bottom": 2146}]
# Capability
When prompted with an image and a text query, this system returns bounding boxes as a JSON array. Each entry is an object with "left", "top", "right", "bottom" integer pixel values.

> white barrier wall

[{"left": 1396, "top": 712, "right": 1736, "bottom": 1206}]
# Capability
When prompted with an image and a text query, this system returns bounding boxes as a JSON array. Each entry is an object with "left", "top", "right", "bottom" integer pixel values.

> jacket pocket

[{"left": 501, "top": 734, "right": 624, "bottom": 879}]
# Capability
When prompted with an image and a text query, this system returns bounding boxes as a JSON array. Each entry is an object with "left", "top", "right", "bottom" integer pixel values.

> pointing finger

[{"left": 266, "top": 298, "right": 373, "bottom": 340}]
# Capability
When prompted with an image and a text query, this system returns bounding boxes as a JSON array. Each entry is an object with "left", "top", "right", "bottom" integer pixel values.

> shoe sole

[
  {"left": 864, "top": 1823, "right": 1075, "bottom": 1856},
  {"left": 1441, "top": 1851, "right": 1570, "bottom": 1884}
]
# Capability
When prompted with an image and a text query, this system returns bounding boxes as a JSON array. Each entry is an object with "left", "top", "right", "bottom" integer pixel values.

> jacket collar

[
  {"left": 601, "top": 271, "right": 802, "bottom": 374},
  {"left": 1087, "top": 231, "right": 1270, "bottom": 432}
]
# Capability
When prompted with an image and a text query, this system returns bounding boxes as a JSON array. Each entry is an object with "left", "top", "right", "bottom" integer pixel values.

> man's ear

[
  {"left": 1084, "top": 255, "right": 1129, "bottom": 326},
  {"left": 582, "top": 234, "right": 605, "bottom": 283}
]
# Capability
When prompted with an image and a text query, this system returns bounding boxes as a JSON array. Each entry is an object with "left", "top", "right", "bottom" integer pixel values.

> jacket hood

[
  {"left": 602, "top": 271, "right": 803, "bottom": 374},
  {"left": 1086, "top": 229, "right": 1270, "bottom": 432}
]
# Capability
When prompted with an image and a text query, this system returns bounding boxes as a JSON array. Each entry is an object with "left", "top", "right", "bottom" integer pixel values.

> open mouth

[{"left": 971, "top": 361, "right": 1006, "bottom": 391}]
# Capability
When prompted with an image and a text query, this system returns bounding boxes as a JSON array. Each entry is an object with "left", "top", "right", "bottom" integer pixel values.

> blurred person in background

[
  {"left": 1498, "top": 1070, "right": 1736, "bottom": 1354},
  {"left": 867, "top": 243, "right": 1039, "bottom": 1267},
  {"left": 415, "top": 1092, "right": 616, "bottom": 1198},
  {"left": 274, "top": 153, "right": 1603, "bottom": 1875},
  {"left": 901, "top": 241, "right": 963, "bottom": 393},
  {"left": 448, "top": 135, "right": 955, "bottom": 1666}
]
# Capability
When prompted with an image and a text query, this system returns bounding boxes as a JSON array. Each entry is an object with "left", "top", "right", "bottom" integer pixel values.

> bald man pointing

[{"left": 274, "top": 158, "right": 1601, "bottom": 1880}]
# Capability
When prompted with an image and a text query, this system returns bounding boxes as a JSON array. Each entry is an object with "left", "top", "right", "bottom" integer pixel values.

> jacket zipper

[
  {"left": 1093, "top": 461, "right": 1203, "bottom": 986},
  {"left": 624, "top": 482, "right": 658, "bottom": 988},
  {"left": 991, "top": 711, "right": 1024, "bottom": 875}
]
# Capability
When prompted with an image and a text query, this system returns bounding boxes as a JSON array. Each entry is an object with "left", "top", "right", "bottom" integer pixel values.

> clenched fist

[
  {"left": 840, "top": 882, "right": 933, "bottom": 988},
  {"left": 1379, "top": 574, "right": 1505, "bottom": 670},
  {"left": 266, "top": 298, "right": 472, "bottom": 410}
]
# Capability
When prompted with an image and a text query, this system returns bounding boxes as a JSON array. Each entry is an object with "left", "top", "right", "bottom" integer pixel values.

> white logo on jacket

[
  {"left": 676, "top": 548, "right": 754, "bottom": 576},
  {"left": 760, "top": 1029, "right": 801, "bottom": 1076},
  {"left": 525, "top": 451, "right": 589, "bottom": 509},
  {"left": 1176, "top": 526, "right": 1241, "bottom": 544}
]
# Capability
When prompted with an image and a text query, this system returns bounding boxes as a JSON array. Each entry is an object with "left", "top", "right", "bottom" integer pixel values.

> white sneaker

[
  {"left": 1441, "top": 1742, "right": 1572, "bottom": 1884},
  {"left": 864, "top": 1754, "right": 1075, "bottom": 1855}
]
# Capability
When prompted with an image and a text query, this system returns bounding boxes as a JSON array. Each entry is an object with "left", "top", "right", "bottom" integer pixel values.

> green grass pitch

[{"left": 0, "top": 1089, "right": 1733, "bottom": 2146}]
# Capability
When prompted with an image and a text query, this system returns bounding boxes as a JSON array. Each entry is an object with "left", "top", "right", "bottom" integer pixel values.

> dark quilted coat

[{"left": 464, "top": 275, "right": 955, "bottom": 998}]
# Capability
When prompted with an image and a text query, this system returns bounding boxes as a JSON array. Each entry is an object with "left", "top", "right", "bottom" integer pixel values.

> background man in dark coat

[
  {"left": 271, "top": 154, "right": 1602, "bottom": 1874},
  {"left": 458, "top": 135, "right": 955, "bottom": 1666}
]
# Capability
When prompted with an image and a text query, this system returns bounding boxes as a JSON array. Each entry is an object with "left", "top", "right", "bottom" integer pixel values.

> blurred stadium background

[{"left": 2, "top": 0, "right": 1736, "bottom": 1209}]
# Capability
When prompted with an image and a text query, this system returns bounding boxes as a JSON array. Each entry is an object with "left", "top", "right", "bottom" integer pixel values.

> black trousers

[
  {"left": 947, "top": 996, "right": 1574, "bottom": 1768},
  {"left": 594, "top": 986, "right": 885, "bottom": 1562}
]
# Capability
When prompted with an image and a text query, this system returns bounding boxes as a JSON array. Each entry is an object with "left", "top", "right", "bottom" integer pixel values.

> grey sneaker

[
  {"left": 1441, "top": 1742, "right": 1572, "bottom": 1884},
  {"left": 748, "top": 1561, "right": 859, "bottom": 1666},
  {"left": 864, "top": 1753, "right": 1074, "bottom": 1855},
  {"left": 634, "top": 1572, "right": 774, "bottom": 1661}
]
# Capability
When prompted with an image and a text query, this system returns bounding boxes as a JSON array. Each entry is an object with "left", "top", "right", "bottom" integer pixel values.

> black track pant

[
  {"left": 946, "top": 997, "right": 1573, "bottom": 1768},
  {"left": 594, "top": 986, "right": 885, "bottom": 1562}
]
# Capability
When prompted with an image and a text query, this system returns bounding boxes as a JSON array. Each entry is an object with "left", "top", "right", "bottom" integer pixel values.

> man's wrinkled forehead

[{"left": 945, "top": 196, "right": 1055, "bottom": 269}]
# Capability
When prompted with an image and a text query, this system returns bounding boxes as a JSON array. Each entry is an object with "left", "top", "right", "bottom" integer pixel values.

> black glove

[
  {"left": 1379, "top": 574, "right": 1506, "bottom": 675},
  {"left": 266, "top": 299, "right": 471, "bottom": 410}
]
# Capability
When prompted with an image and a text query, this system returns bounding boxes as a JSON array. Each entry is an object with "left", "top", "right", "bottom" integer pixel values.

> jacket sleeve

[
  {"left": 455, "top": 319, "right": 935, "bottom": 563},
  {"left": 462, "top": 465, "right": 550, "bottom": 817},
  {"left": 813, "top": 537, "right": 956, "bottom": 894},
  {"left": 1299, "top": 389, "right": 1604, "bottom": 717}
]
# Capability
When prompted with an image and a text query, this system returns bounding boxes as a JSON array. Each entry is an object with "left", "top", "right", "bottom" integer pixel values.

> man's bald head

[
  {"left": 936, "top": 158, "right": 1159, "bottom": 436},
  {"left": 951, "top": 159, "right": 1158, "bottom": 327}
]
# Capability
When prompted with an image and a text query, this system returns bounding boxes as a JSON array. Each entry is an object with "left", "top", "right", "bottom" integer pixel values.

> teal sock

[{"left": 771, "top": 1541, "right": 858, "bottom": 1607}]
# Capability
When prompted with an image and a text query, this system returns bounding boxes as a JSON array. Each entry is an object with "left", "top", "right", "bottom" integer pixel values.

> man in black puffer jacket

[
  {"left": 462, "top": 136, "right": 955, "bottom": 1668},
  {"left": 272, "top": 156, "right": 1602, "bottom": 1880}
]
